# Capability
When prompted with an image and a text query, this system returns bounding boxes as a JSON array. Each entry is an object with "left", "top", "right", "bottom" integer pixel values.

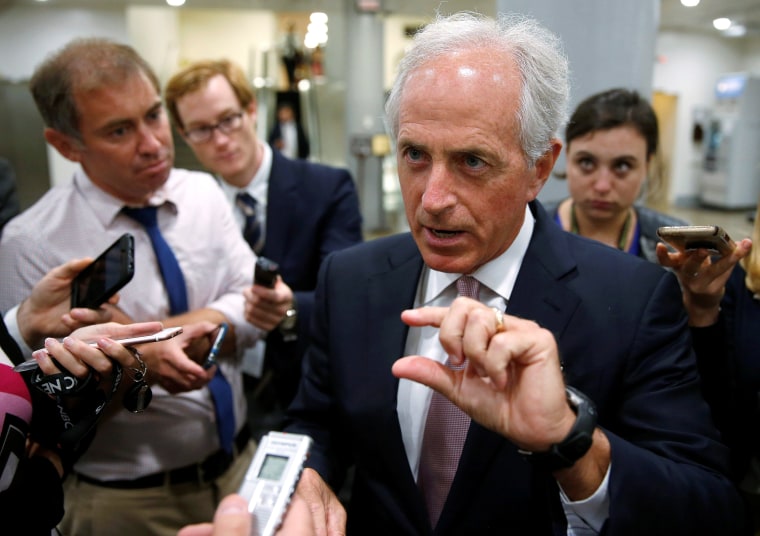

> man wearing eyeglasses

[{"left": 165, "top": 60, "right": 363, "bottom": 424}]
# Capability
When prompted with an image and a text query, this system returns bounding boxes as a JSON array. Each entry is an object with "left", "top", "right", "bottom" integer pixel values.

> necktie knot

[
  {"left": 122, "top": 206, "right": 158, "bottom": 228},
  {"left": 235, "top": 192, "right": 263, "bottom": 253},
  {"left": 456, "top": 275, "right": 480, "bottom": 300},
  {"left": 122, "top": 205, "right": 188, "bottom": 316},
  {"left": 235, "top": 192, "right": 258, "bottom": 217}
]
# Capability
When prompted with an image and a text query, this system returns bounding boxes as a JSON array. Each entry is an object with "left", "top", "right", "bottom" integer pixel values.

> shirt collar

[
  {"left": 422, "top": 205, "right": 535, "bottom": 305},
  {"left": 74, "top": 167, "right": 177, "bottom": 227},
  {"left": 219, "top": 142, "right": 271, "bottom": 203}
]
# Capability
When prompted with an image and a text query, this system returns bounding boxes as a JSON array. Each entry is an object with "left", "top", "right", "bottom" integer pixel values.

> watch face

[{"left": 281, "top": 309, "right": 297, "bottom": 330}]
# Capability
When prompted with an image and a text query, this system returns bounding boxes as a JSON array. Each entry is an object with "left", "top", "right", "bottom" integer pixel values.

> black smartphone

[
  {"left": 656, "top": 225, "right": 736, "bottom": 257},
  {"left": 254, "top": 256, "right": 280, "bottom": 288},
  {"left": 203, "top": 323, "right": 229, "bottom": 369},
  {"left": 71, "top": 233, "right": 135, "bottom": 309}
]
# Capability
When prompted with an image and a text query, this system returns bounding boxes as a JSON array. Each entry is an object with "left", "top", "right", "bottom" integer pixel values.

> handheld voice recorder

[{"left": 237, "top": 431, "right": 312, "bottom": 536}]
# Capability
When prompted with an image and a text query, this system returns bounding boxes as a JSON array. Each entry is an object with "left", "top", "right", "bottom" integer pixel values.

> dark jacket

[{"left": 286, "top": 200, "right": 743, "bottom": 535}]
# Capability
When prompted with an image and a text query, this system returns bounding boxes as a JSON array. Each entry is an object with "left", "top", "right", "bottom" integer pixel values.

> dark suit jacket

[
  {"left": 693, "top": 265, "right": 760, "bottom": 487},
  {"left": 286, "top": 201, "right": 744, "bottom": 535},
  {"left": 260, "top": 148, "right": 362, "bottom": 406}
]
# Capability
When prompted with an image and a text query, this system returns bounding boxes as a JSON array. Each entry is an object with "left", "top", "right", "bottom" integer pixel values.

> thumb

[
  {"left": 55, "top": 257, "right": 94, "bottom": 279},
  {"left": 212, "top": 494, "right": 251, "bottom": 536}
]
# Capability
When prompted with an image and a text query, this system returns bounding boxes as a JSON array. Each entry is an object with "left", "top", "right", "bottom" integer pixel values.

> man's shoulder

[
  {"left": 2, "top": 183, "right": 74, "bottom": 233},
  {"left": 168, "top": 167, "right": 218, "bottom": 186},
  {"left": 636, "top": 205, "right": 688, "bottom": 232},
  {"left": 272, "top": 151, "right": 351, "bottom": 183},
  {"left": 166, "top": 168, "right": 226, "bottom": 200}
]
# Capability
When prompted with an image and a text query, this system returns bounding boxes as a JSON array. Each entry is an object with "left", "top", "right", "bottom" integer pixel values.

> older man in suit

[{"left": 281, "top": 12, "right": 745, "bottom": 535}]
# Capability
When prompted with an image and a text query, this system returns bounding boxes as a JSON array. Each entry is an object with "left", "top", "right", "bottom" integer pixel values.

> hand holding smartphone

[
  {"left": 202, "top": 323, "right": 228, "bottom": 369},
  {"left": 14, "top": 326, "right": 184, "bottom": 373},
  {"left": 71, "top": 233, "right": 135, "bottom": 309},
  {"left": 657, "top": 225, "right": 736, "bottom": 257}
]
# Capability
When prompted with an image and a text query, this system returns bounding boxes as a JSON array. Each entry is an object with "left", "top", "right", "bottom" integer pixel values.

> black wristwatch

[
  {"left": 278, "top": 297, "right": 298, "bottom": 342},
  {"left": 520, "top": 386, "right": 597, "bottom": 472}
]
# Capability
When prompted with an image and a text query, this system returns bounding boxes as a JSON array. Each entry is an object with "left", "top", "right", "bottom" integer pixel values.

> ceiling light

[
  {"left": 166, "top": 0, "right": 185, "bottom": 6},
  {"left": 310, "top": 12, "right": 328, "bottom": 24},
  {"left": 713, "top": 18, "right": 732, "bottom": 31},
  {"left": 680, "top": 0, "right": 699, "bottom": 6}
]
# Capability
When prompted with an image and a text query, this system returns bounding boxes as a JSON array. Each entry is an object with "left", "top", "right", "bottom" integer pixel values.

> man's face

[
  {"left": 62, "top": 71, "right": 173, "bottom": 205},
  {"left": 396, "top": 50, "right": 559, "bottom": 275},
  {"left": 174, "top": 74, "right": 260, "bottom": 187}
]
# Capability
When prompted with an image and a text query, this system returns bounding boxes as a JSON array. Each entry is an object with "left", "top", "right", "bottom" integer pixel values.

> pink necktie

[{"left": 418, "top": 275, "right": 479, "bottom": 527}]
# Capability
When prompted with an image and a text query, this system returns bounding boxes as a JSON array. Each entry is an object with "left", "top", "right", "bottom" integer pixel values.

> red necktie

[{"left": 418, "top": 275, "right": 479, "bottom": 527}]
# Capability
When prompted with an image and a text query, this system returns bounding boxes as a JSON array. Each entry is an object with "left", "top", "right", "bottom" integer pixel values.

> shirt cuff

[
  {"left": 560, "top": 461, "right": 611, "bottom": 534},
  {"left": 3, "top": 305, "right": 34, "bottom": 360}
]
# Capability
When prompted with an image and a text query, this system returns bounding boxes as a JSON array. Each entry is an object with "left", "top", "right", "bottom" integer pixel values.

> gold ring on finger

[{"left": 492, "top": 307, "right": 505, "bottom": 333}]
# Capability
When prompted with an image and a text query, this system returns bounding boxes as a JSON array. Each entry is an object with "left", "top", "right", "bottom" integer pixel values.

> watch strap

[{"left": 520, "top": 386, "right": 597, "bottom": 472}]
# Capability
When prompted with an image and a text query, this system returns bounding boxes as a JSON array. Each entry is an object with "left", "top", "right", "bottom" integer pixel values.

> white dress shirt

[
  {"left": 219, "top": 141, "right": 272, "bottom": 377},
  {"left": 396, "top": 205, "right": 610, "bottom": 533},
  {"left": 0, "top": 167, "right": 260, "bottom": 479}
]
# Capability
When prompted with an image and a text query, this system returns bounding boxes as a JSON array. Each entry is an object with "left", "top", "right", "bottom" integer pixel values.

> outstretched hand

[
  {"left": 655, "top": 238, "right": 752, "bottom": 326},
  {"left": 392, "top": 297, "right": 574, "bottom": 452}
]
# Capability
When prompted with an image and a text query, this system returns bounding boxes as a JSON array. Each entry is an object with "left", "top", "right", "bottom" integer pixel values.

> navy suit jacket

[
  {"left": 286, "top": 201, "right": 744, "bottom": 535},
  {"left": 259, "top": 148, "right": 362, "bottom": 405}
]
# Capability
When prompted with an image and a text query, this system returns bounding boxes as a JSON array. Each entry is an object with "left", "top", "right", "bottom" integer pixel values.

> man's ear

[
  {"left": 528, "top": 139, "right": 563, "bottom": 200},
  {"left": 43, "top": 128, "right": 84, "bottom": 163}
]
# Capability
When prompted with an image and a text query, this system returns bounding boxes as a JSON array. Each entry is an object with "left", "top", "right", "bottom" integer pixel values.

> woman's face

[{"left": 566, "top": 125, "right": 650, "bottom": 224}]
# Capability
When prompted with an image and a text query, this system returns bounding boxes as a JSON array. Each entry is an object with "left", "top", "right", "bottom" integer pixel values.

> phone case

[
  {"left": 254, "top": 256, "right": 280, "bottom": 288},
  {"left": 656, "top": 225, "right": 735, "bottom": 256},
  {"left": 71, "top": 233, "right": 135, "bottom": 308}
]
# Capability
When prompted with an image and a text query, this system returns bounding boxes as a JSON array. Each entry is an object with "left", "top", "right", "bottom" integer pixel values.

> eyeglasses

[{"left": 184, "top": 112, "right": 244, "bottom": 143}]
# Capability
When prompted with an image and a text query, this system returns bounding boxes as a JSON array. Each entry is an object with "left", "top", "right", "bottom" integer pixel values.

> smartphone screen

[{"left": 71, "top": 233, "right": 135, "bottom": 309}]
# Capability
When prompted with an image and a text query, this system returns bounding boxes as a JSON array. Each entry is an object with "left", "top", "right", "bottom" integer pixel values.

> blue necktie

[
  {"left": 122, "top": 206, "right": 188, "bottom": 314},
  {"left": 122, "top": 205, "right": 235, "bottom": 455},
  {"left": 235, "top": 192, "right": 264, "bottom": 254}
]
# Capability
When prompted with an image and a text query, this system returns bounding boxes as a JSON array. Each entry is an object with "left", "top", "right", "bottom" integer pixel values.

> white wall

[
  {"left": 653, "top": 31, "right": 746, "bottom": 205},
  {"left": 0, "top": 6, "right": 128, "bottom": 81},
  {"left": 742, "top": 36, "right": 760, "bottom": 74}
]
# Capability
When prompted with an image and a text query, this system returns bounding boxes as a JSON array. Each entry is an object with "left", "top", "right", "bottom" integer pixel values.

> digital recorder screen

[{"left": 258, "top": 454, "right": 289, "bottom": 481}]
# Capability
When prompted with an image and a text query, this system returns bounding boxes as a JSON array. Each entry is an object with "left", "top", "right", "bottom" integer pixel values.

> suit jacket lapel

[
  {"left": 366, "top": 236, "right": 433, "bottom": 527},
  {"left": 262, "top": 150, "right": 297, "bottom": 260}
]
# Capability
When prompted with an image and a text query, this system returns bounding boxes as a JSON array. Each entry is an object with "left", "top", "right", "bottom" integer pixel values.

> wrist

[
  {"left": 519, "top": 386, "right": 598, "bottom": 472},
  {"left": 684, "top": 297, "right": 721, "bottom": 327},
  {"left": 16, "top": 299, "right": 43, "bottom": 349}
]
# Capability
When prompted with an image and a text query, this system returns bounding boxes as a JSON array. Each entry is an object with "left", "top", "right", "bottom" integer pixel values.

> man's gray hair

[{"left": 385, "top": 12, "right": 570, "bottom": 167}]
